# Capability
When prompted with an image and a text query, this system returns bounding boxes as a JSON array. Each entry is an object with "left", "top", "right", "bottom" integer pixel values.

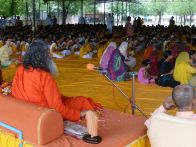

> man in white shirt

[{"left": 146, "top": 84, "right": 196, "bottom": 128}]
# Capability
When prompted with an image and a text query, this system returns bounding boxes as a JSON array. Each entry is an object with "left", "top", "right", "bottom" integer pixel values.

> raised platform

[
  {"left": 40, "top": 109, "right": 147, "bottom": 147},
  {"left": 0, "top": 94, "right": 147, "bottom": 147}
]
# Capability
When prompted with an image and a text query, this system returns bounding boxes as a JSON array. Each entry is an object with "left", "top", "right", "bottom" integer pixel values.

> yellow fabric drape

[
  {"left": 11, "top": 43, "right": 17, "bottom": 53},
  {"left": 0, "top": 130, "right": 33, "bottom": 147},
  {"left": 97, "top": 45, "right": 106, "bottom": 61},
  {"left": 0, "top": 41, "right": 3, "bottom": 48},
  {"left": 80, "top": 43, "right": 92, "bottom": 57},
  {"left": 128, "top": 135, "right": 151, "bottom": 147},
  {"left": 175, "top": 52, "right": 189, "bottom": 64},
  {"left": 3, "top": 55, "right": 172, "bottom": 115},
  {"left": 173, "top": 52, "right": 196, "bottom": 84},
  {"left": 0, "top": 130, "right": 149, "bottom": 147}
]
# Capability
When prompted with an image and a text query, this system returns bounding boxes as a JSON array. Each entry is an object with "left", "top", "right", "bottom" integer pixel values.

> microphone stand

[{"left": 103, "top": 72, "right": 148, "bottom": 118}]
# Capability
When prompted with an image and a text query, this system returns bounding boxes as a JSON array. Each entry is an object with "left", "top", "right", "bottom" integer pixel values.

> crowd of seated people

[
  {"left": 0, "top": 21, "right": 195, "bottom": 85},
  {"left": 135, "top": 25, "right": 196, "bottom": 87}
]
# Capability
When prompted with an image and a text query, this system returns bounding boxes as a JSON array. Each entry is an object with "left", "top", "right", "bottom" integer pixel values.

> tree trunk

[
  {"left": 175, "top": 15, "right": 177, "bottom": 23},
  {"left": 183, "top": 15, "right": 186, "bottom": 26},
  {"left": 39, "top": 0, "right": 41, "bottom": 20},
  {"left": 32, "top": 0, "right": 36, "bottom": 33},
  {"left": 158, "top": 12, "right": 162, "bottom": 25},
  {"left": 57, "top": 0, "right": 60, "bottom": 24},
  {"left": 11, "top": 0, "right": 14, "bottom": 18},
  {"left": 62, "top": 0, "right": 71, "bottom": 25},
  {"left": 62, "top": 0, "right": 65, "bottom": 25},
  {"left": 190, "top": 12, "right": 192, "bottom": 26},
  {"left": 26, "top": 0, "right": 28, "bottom": 25}
]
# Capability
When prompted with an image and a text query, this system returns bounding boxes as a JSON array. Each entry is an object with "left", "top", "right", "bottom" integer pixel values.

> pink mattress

[{"left": 40, "top": 109, "right": 147, "bottom": 147}]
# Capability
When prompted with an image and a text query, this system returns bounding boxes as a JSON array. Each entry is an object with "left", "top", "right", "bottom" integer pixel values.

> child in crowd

[{"left": 138, "top": 59, "right": 156, "bottom": 84}]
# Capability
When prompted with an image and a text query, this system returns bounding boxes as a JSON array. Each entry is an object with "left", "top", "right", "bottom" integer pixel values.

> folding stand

[{"left": 103, "top": 72, "right": 148, "bottom": 118}]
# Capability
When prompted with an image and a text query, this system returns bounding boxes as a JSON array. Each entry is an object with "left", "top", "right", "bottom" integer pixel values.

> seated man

[
  {"left": 145, "top": 84, "right": 196, "bottom": 129},
  {"left": 0, "top": 39, "right": 13, "bottom": 66},
  {"left": 12, "top": 40, "right": 102, "bottom": 144}
]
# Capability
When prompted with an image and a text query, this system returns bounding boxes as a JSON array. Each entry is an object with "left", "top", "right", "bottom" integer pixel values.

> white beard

[{"left": 48, "top": 59, "right": 58, "bottom": 76}]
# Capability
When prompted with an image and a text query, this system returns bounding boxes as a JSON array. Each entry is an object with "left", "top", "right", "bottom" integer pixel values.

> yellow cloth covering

[
  {"left": 128, "top": 135, "right": 150, "bottom": 147},
  {"left": 0, "top": 41, "right": 3, "bottom": 48},
  {"left": 80, "top": 43, "right": 92, "bottom": 57},
  {"left": 0, "top": 128, "right": 150, "bottom": 147},
  {"left": 3, "top": 54, "right": 172, "bottom": 116},
  {"left": 0, "top": 130, "right": 32, "bottom": 147},
  {"left": 11, "top": 43, "right": 17, "bottom": 53},
  {"left": 173, "top": 52, "right": 196, "bottom": 84}
]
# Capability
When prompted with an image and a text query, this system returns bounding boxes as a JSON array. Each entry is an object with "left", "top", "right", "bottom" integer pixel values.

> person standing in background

[
  {"left": 125, "top": 16, "right": 134, "bottom": 38},
  {"left": 106, "top": 13, "right": 114, "bottom": 34}
]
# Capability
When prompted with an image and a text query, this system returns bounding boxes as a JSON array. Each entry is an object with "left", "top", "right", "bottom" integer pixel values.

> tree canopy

[{"left": 0, "top": 0, "right": 195, "bottom": 25}]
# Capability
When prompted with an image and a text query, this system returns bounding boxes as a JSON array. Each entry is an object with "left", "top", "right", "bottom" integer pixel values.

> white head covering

[
  {"left": 50, "top": 42, "right": 57, "bottom": 53},
  {"left": 108, "top": 42, "right": 117, "bottom": 49},
  {"left": 119, "top": 41, "right": 128, "bottom": 58}
]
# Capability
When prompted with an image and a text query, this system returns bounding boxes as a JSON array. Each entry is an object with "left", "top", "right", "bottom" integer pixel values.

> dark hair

[
  {"left": 127, "top": 16, "right": 131, "bottom": 21},
  {"left": 163, "top": 50, "right": 172, "bottom": 59},
  {"left": 189, "top": 50, "right": 196, "bottom": 57},
  {"left": 23, "top": 40, "right": 50, "bottom": 72},
  {"left": 142, "top": 59, "right": 151, "bottom": 66}
]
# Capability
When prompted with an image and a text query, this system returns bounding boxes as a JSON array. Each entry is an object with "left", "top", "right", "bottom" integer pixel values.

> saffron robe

[{"left": 12, "top": 66, "right": 101, "bottom": 121}]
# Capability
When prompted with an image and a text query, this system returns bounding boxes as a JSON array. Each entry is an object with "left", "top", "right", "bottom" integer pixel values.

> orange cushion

[{"left": 0, "top": 94, "right": 64, "bottom": 145}]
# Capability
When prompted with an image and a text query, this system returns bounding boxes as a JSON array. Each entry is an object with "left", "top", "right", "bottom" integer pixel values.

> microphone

[{"left": 86, "top": 63, "right": 107, "bottom": 74}]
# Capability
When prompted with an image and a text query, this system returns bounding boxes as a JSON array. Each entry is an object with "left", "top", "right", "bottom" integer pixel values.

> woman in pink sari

[{"left": 138, "top": 59, "right": 156, "bottom": 84}]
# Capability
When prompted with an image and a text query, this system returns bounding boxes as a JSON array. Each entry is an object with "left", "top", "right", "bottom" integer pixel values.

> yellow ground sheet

[{"left": 3, "top": 55, "right": 173, "bottom": 116}]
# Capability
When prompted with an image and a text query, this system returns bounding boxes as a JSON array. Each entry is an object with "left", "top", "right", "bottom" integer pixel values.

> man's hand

[{"left": 163, "top": 96, "right": 176, "bottom": 110}]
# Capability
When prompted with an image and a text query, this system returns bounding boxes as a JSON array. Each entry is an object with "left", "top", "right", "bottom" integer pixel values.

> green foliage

[
  {"left": 0, "top": 0, "right": 11, "bottom": 17},
  {"left": 167, "top": 0, "right": 196, "bottom": 15},
  {"left": 0, "top": 0, "right": 195, "bottom": 18},
  {"left": 108, "top": 0, "right": 196, "bottom": 17}
]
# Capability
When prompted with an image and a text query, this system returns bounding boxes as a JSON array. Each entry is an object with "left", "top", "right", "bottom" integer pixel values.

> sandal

[{"left": 82, "top": 134, "right": 102, "bottom": 144}]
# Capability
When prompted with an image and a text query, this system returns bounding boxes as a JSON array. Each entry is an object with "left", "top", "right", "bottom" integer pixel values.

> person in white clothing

[
  {"left": 145, "top": 84, "right": 196, "bottom": 129},
  {"left": 106, "top": 13, "right": 114, "bottom": 34}
]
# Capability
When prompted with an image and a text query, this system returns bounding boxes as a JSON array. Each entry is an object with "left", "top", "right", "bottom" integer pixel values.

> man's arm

[
  {"left": 145, "top": 96, "right": 176, "bottom": 128},
  {"left": 43, "top": 74, "right": 81, "bottom": 121}
]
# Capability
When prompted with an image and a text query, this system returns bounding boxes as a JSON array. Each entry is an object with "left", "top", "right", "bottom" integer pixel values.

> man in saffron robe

[{"left": 12, "top": 40, "right": 102, "bottom": 144}]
